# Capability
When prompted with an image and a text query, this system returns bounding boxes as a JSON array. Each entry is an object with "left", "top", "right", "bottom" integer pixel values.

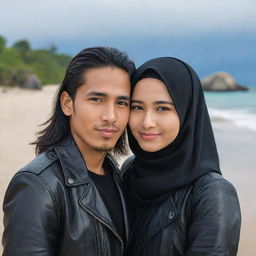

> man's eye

[
  {"left": 117, "top": 101, "right": 129, "bottom": 106},
  {"left": 89, "top": 97, "right": 102, "bottom": 102},
  {"left": 131, "top": 105, "right": 143, "bottom": 110}
]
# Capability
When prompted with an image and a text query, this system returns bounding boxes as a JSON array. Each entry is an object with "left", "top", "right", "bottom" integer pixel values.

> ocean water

[{"left": 204, "top": 88, "right": 256, "bottom": 132}]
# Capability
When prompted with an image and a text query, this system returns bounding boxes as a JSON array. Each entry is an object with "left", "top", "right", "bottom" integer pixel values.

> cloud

[{"left": 0, "top": 0, "right": 255, "bottom": 41}]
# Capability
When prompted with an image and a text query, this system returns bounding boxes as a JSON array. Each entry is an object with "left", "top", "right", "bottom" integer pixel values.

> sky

[
  {"left": 0, "top": 0, "right": 256, "bottom": 84},
  {"left": 1, "top": 0, "right": 255, "bottom": 43}
]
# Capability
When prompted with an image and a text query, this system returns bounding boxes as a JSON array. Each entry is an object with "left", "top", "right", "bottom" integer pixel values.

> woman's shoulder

[
  {"left": 184, "top": 172, "right": 241, "bottom": 255},
  {"left": 191, "top": 171, "right": 239, "bottom": 203}
]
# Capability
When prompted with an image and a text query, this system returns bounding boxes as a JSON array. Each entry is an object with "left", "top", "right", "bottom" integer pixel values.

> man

[{"left": 2, "top": 47, "right": 135, "bottom": 255}]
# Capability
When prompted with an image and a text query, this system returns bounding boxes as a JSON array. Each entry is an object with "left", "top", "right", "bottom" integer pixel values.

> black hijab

[{"left": 127, "top": 57, "right": 221, "bottom": 209}]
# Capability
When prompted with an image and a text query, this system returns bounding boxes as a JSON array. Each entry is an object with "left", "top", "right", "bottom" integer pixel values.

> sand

[{"left": 1, "top": 85, "right": 256, "bottom": 255}]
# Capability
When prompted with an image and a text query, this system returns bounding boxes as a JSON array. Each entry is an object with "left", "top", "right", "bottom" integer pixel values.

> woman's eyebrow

[
  {"left": 131, "top": 100, "right": 143, "bottom": 104},
  {"left": 131, "top": 100, "right": 174, "bottom": 105},
  {"left": 154, "top": 101, "right": 174, "bottom": 105}
]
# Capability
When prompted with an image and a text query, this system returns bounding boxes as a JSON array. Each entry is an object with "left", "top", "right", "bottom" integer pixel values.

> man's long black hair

[{"left": 32, "top": 47, "right": 135, "bottom": 156}]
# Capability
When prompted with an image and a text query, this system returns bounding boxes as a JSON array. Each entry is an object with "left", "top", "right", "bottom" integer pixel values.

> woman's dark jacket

[
  {"left": 122, "top": 156, "right": 241, "bottom": 256},
  {"left": 2, "top": 136, "right": 129, "bottom": 256}
]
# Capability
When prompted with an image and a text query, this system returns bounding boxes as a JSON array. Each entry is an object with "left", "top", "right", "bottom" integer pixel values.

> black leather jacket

[
  {"left": 122, "top": 156, "right": 241, "bottom": 256},
  {"left": 2, "top": 136, "right": 129, "bottom": 256}
]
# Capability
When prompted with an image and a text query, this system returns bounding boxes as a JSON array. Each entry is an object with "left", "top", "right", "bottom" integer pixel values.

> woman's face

[{"left": 129, "top": 78, "right": 180, "bottom": 152}]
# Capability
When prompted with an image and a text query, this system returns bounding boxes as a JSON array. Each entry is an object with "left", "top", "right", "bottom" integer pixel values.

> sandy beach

[{"left": 0, "top": 85, "right": 256, "bottom": 255}]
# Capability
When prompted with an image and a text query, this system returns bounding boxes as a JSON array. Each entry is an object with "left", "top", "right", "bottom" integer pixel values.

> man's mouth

[{"left": 96, "top": 128, "right": 119, "bottom": 138}]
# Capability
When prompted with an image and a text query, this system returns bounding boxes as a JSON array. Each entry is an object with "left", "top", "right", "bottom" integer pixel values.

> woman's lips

[{"left": 139, "top": 132, "right": 160, "bottom": 141}]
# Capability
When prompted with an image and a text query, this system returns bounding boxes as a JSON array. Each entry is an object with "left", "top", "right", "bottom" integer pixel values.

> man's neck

[
  {"left": 72, "top": 134, "right": 106, "bottom": 175},
  {"left": 83, "top": 151, "right": 106, "bottom": 175}
]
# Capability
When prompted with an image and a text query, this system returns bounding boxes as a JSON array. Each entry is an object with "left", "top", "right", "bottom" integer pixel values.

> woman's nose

[{"left": 142, "top": 111, "right": 156, "bottom": 129}]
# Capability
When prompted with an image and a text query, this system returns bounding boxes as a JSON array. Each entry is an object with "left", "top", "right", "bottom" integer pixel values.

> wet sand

[
  {"left": 1, "top": 85, "right": 256, "bottom": 255},
  {"left": 212, "top": 120, "right": 256, "bottom": 255}
]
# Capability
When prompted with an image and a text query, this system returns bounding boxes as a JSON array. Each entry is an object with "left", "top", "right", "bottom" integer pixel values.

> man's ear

[{"left": 61, "top": 91, "right": 73, "bottom": 116}]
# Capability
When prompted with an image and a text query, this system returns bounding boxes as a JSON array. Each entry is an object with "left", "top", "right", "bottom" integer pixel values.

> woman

[{"left": 122, "top": 57, "right": 241, "bottom": 255}]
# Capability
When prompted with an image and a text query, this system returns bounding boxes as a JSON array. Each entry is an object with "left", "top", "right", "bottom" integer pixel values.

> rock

[
  {"left": 22, "top": 74, "right": 42, "bottom": 90},
  {"left": 201, "top": 72, "right": 249, "bottom": 92},
  {"left": 0, "top": 87, "right": 8, "bottom": 93}
]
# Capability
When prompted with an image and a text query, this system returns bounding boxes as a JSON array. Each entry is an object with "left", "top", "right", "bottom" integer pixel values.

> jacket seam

[
  {"left": 18, "top": 153, "right": 57, "bottom": 175},
  {"left": 39, "top": 175, "right": 60, "bottom": 223},
  {"left": 94, "top": 220, "right": 101, "bottom": 256},
  {"left": 192, "top": 177, "right": 231, "bottom": 198}
]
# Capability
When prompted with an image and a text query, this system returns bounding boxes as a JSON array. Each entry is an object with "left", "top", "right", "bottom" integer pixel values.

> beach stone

[
  {"left": 22, "top": 74, "right": 42, "bottom": 90},
  {"left": 201, "top": 72, "right": 248, "bottom": 92}
]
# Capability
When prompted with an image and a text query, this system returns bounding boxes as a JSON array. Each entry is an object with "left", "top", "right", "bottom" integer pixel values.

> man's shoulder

[
  {"left": 105, "top": 154, "right": 123, "bottom": 177},
  {"left": 18, "top": 149, "right": 58, "bottom": 176},
  {"left": 120, "top": 155, "right": 135, "bottom": 178},
  {"left": 9, "top": 149, "right": 64, "bottom": 201}
]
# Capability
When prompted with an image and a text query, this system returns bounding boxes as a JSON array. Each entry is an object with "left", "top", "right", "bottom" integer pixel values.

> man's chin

[{"left": 92, "top": 145, "right": 114, "bottom": 152}]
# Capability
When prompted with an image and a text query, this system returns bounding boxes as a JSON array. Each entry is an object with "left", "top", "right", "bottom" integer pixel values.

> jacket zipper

[{"left": 81, "top": 205, "right": 124, "bottom": 255}]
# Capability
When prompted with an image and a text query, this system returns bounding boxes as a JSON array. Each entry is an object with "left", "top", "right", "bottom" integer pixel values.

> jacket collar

[
  {"left": 54, "top": 135, "right": 123, "bottom": 187},
  {"left": 54, "top": 135, "right": 90, "bottom": 186}
]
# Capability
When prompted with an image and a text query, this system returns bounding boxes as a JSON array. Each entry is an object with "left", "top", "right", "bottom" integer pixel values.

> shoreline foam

[{"left": 209, "top": 107, "right": 256, "bottom": 132}]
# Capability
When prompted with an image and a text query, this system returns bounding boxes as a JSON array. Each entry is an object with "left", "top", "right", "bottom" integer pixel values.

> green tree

[
  {"left": 0, "top": 35, "right": 7, "bottom": 52},
  {"left": 48, "top": 44, "right": 58, "bottom": 54},
  {"left": 0, "top": 37, "right": 72, "bottom": 86},
  {"left": 12, "top": 39, "right": 31, "bottom": 52}
]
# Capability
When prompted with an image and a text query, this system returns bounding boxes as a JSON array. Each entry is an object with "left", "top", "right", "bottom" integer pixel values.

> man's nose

[{"left": 101, "top": 104, "right": 117, "bottom": 123}]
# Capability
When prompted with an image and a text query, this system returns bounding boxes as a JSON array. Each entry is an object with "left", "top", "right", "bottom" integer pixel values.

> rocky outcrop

[
  {"left": 22, "top": 74, "right": 42, "bottom": 90},
  {"left": 201, "top": 72, "right": 249, "bottom": 92}
]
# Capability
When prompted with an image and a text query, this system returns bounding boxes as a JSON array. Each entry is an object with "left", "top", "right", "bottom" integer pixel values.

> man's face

[{"left": 61, "top": 66, "right": 131, "bottom": 155}]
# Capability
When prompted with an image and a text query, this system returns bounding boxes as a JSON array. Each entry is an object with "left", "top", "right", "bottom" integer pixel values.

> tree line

[{"left": 0, "top": 35, "right": 72, "bottom": 86}]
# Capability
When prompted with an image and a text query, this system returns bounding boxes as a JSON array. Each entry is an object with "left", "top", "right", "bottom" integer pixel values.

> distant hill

[{"left": 0, "top": 36, "right": 72, "bottom": 86}]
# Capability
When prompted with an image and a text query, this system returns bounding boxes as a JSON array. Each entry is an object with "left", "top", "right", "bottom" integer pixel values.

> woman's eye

[
  {"left": 131, "top": 105, "right": 143, "bottom": 110},
  {"left": 157, "top": 106, "right": 171, "bottom": 111}
]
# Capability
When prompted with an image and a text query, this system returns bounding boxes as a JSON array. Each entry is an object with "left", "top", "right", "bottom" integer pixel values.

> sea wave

[{"left": 208, "top": 108, "right": 256, "bottom": 132}]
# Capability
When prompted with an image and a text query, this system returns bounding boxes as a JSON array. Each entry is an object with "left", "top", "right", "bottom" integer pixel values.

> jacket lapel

[
  {"left": 54, "top": 136, "right": 89, "bottom": 186},
  {"left": 78, "top": 158, "right": 125, "bottom": 247},
  {"left": 131, "top": 195, "right": 178, "bottom": 255},
  {"left": 54, "top": 136, "right": 125, "bottom": 243},
  {"left": 79, "top": 181, "right": 117, "bottom": 233}
]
